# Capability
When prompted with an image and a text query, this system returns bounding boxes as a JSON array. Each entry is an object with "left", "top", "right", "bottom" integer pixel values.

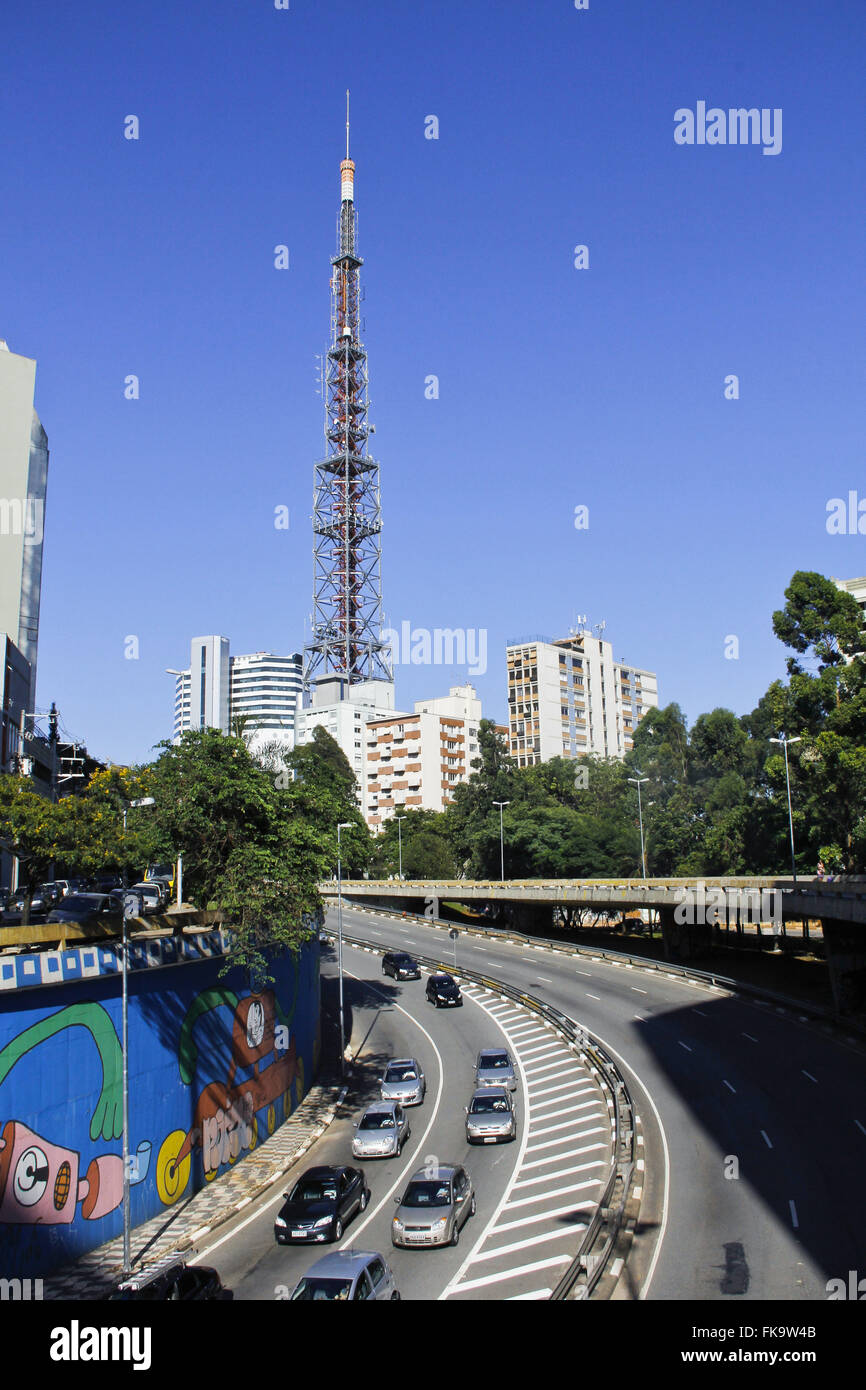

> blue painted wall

[{"left": 0, "top": 933, "right": 319, "bottom": 1276}]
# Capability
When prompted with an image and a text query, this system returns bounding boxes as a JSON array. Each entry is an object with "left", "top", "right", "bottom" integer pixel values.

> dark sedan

[
  {"left": 425, "top": 973, "right": 462, "bottom": 1008},
  {"left": 274, "top": 1166, "right": 370, "bottom": 1245},
  {"left": 109, "top": 1259, "right": 231, "bottom": 1301},
  {"left": 46, "top": 893, "right": 115, "bottom": 926},
  {"left": 382, "top": 952, "right": 421, "bottom": 980}
]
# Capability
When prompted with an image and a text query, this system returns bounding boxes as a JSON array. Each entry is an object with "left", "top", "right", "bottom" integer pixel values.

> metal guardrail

[{"left": 336, "top": 929, "right": 636, "bottom": 1300}]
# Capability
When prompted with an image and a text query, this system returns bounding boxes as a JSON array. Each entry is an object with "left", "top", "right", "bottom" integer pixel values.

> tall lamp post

[
  {"left": 493, "top": 801, "right": 510, "bottom": 882},
  {"left": 769, "top": 735, "right": 802, "bottom": 885},
  {"left": 118, "top": 795, "right": 155, "bottom": 1276},
  {"left": 628, "top": 776, "right": 649, "bottom": 879},
  {"left": 394, "top": 815, "right": 407, "bottom": 880},
  {"left": 336, "top": 822, "right": 354, "bottom": 1076}
]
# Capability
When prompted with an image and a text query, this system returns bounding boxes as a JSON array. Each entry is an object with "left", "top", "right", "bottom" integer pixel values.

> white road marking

[
  {"left": 631, "top": 987, "right": 648, "bottom": 995},
  {"left": 523, "top": 1061, "right": 572, "bottom": 1082},
  {"left": 503, "top": 1179, "right": 602, "bottom": 1211},
  {"left": 802, "top": 1070, "right": 818, "bottom": 1084},
  {"left": 526, "top": 1079, "right": 580, "bottom": 1100},
  {"left": 527, "top": 1099, "right": 601, "bottom": 1127},
  {"left": 468, "top": 1224, "right": 586, "bottom": 1262},
  {"left": 678, "top": 1042, "right": 693, "bottom": 1053},
  {"left": 586, "top": 993, "right": 602, "bottom": 1001},
  {"left": 526, "top": 1115, "right": 604, "bottom": 1147},
  {"left": 789, "top": 1199, "right": 799, "bottom": 1229},
  {"left": 535, "top": 976, "right": 553, "bottom": 983},
  {"left": 576, "top": 971, "right": 593, "bottom": 977},
  {"left": 855, "top": 1120, "right": 866, "bottom": 1137},
  {"left": 742, "top": 1032, "right": 759, "bottom": 1042},
  {"left": 512, "top": 1159, "right": 605, "bottom": 1190},
  {"left": 507, "top": 1288, "right": 551, "bottom": 1300},
  {"left": 519, "top": 1044, "right": 563, "bottom": 1063},
  {"left": 761, "top": 1130, "right": 773, "bottom": 1149},
  {"left": 723, "top": 1080, "right": 736, "bottom": 1094},
  {"left": 443, "top": 1255, "right": 570, "bottom": 1295},
  {"left": 492, "top": 1193, "right": 598, "bottom": 1231},
  {"left": 531, "top": 1085, "right": 597, "bottom": 1112},
  {"left": 519, "top": 1138, "right": 607, "bottom": 1171}
]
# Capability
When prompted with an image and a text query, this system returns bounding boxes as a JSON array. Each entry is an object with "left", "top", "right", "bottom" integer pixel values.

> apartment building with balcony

[{"left": 507, "top": 631, "right": 658, "bottom": 766}]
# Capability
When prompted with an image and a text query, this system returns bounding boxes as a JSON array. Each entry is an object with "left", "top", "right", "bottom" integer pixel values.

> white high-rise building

[
  {"left": 0, "top": 340, "right": 49, "bottom": 715},
  {"left": 295, "top": 677, "right": 404, "bottom": 807},
  {"left": 363, "top": 685, "right": 486, "bottom": 829},
  {"left": 833, "top": 576, "right": 866, "bottom": 627},
  {"left": 172, "top": 639, "right": 302, "bottom": 751},
  {"left": 506, "top": 631, "right": 658, "bottom": 766}
]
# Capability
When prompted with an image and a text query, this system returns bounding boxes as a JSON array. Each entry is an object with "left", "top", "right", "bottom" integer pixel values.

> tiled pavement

[{"left": 43, "top": 1083, "right": 346, "bottom": 1301}]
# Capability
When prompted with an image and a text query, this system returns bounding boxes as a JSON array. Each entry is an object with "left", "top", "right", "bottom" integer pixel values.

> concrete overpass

[{"left": 322, "top": 876, "right": 866, "bottom": 1016}]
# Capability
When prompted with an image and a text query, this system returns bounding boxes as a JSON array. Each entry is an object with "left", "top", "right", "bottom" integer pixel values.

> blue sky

[{"left": 3, "top": 0, "right": 864, "bottom": 764}]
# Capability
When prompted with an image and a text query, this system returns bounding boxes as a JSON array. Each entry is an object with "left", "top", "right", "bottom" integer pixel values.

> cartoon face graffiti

[
  {"left": 230, "top": 993, "right": 276, "bottom": 1070},
  {"left": 0, "top": 1120, "right": 123, "bottom": 1225},
  {"left": 246, "top": 1000, "right": 265, "bottom": 1051}
]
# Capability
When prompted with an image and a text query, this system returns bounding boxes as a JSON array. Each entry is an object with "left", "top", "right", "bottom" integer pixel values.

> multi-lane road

[{"left": 191, "top": 905, "right": 865, "bottom": 1301}]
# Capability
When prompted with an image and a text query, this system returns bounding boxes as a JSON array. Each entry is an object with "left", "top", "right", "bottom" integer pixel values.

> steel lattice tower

[{"left": 304, "top": 95, "right": 392, "bottom": 690}]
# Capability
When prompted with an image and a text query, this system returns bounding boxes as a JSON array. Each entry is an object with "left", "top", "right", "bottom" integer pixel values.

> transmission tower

[{"left": 303, "top": 94, "right": 392, "bottom": 690}]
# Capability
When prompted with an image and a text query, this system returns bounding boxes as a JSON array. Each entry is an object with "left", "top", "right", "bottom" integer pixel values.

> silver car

[
  {"left": 289, "top": 1250, "right": 401, "bottom": 1301},
  {"left": 392, "top": 1164, "right": 475, "bottom": 1249},
  {"left": 352, "top": 1101, "right": 410, "bottom": 1159},
  {"left": 380, "top": 1057, "right": 426, "bottom": 1106},
  {"left": 465, "top": 1086, "right": 517, "bottom": 1144},
  {"left": 475, "top": 1048, "right": 518, "bottom": 1092}
]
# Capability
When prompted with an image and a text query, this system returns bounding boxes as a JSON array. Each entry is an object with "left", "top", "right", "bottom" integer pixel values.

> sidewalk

[{"left": 43, "top": 1082, "right": 346, "bottom": 1301}]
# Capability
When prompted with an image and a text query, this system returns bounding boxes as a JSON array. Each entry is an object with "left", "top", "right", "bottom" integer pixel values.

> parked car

[
  {"left": 46, "top": 893, "right": 115, "bottom": 926},
  {"left": 274, "top": 1165, "right": 369, "bottom": 1245},
  {"left": 392, "top": 1165, "right": 475, "bottom": 1249},
  {"left": 53, "top": 878, "right": 88, "bottom": 898},
  {"left": 129, "top": 882, "right": 162, "bottom": 914},
  {"left": 475, "top": 1048, "right": 519, "bottom": 1093},
  {"left": 382, "top": 952, "right": 421, "bottom": 981},
  {"left": 426, "top": 973, "right": 462, "bottom": 1008},
  {"left": 109, "top": 1256, "right": 231, "bottom": 1301},
  {"left": 380, "top": 1058, "right": 426, "bottom": 1106},
  {"left": 90, "top": 873, "right": 125, "bottom": 895},
  {"left": 2, "top": 888, "right": 52, "bottom": 923},
  {"left": 465, "top": 1086, "right": 517, "bottom": 1144},
  {"left": 352, "top": 1101, "right": 410, "bottom": 1159},
  {"left": 288, "top": 1251, "right": 400, "bottom": 1301}
]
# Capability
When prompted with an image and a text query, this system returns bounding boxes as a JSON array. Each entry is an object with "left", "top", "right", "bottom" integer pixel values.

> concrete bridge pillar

[
  {"left": 820, "top": 917, "right": 866, "bottom": 1016},
  {"left": 659, "top": 906, "right": 713, "bottom": 962}
]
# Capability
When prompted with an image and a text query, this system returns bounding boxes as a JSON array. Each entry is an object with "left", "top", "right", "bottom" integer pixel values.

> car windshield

[
  {"left": 471, "top": 1095, "right": 509, "bottom": 1113},
  {"left": 290, "top": 1179, "right": 337, "bottom": 1203},
  {"left": 481, "top": 1054, "right": 510, "bottom": 1069},
  {"left": 435, "top": 978, "right": 456, "bottom": 990},
  {"left": 385, "top": 1066, "right": 416, "bottom": 1082},
  {"left": 58, "top": 896, "right": 93, "bottom": 910},
  {"left": 401, "top": 1181, "right": 452, "bottom": 1208},
  {"left": 291, "top": 1277, "right": 353, "bottom": 1301},
  {"left": 395, "top": 956, "right": 414, "bottom": 966},
  {"left": 359, "top": 1112, "right": 395, "bottom": 1130}
]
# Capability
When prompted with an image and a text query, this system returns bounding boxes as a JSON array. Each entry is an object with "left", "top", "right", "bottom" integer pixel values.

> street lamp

[
  {"left": 769, "top": 735, "right": 802, "bottom": 885},
  {"left": 493, "top": 801, "right": 510, "bottom": 882},
  {"left": 628, "top": 776, "right": 649, "bottom": 878},
  {"left": 336, "top": 822, "right": 354, "bottom": 1076},
  {"left": 394, "top": 815, "right": 407, "bottom": 880}
]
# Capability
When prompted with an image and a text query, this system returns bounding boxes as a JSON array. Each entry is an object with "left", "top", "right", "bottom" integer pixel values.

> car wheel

[
  {"left": 333, "top": 1217, "right": 344, "bottom": 1241},
  {"left": 470, "top": 1194, "right": 477, "bottom": 1216},
  {"left": 450, "top": 1222, "right": 460, "bottom": 1247},
  {"left": 359, "top": 1189, "right": 369, "bottom": 1212},
  {"left": 396, "top": 1139, "right": 402, "bottom": 1156}
]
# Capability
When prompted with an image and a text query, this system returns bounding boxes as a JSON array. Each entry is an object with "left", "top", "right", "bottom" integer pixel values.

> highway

[
  {"left": 194, "top": 938, "right": 611, "bottom": 1301},
  {"left": 329, "top": 904, "right": 866, "bottom": 1301}
]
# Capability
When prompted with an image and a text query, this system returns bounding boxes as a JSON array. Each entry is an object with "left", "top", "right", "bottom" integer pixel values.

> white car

[{"left": 130, "top": 883, "right": 162, "bottom": 913}]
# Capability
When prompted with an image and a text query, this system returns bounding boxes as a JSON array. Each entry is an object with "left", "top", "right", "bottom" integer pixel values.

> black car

[
  {"left": 382, "top": 952, "right": 421, "bottom": 981},
  {"left": 46, "top": 893, "right": 115, "bottom": 926},
  {"left": 426, "top": 973, "right": 463, "bottom": 1008},
  {"left": 109, "top": 1258, "right": 230, "bottom": 1301},
  {"left": 1, "top": 888, "right": 52, "bottom": 923},
  {"left": 274, "top": 1165, "right": 370, "bottom": 1245}
]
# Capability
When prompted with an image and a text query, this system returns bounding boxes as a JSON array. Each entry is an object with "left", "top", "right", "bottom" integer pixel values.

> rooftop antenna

[{"left": 346, "top": 88, "right": 350, "bottom": 160}]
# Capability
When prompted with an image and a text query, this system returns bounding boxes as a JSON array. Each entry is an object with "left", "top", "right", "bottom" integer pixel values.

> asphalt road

[
  {"left": 333, "top": 904, "right": 866, "bottom": 1302},
  {"left": 194, "top": 939, "right": 609, "bottom": 1300}
]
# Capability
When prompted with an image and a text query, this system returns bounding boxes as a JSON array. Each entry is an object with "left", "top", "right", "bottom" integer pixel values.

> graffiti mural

[{"left": 0, "top": 941, "right": 319, "bottom": 1276}]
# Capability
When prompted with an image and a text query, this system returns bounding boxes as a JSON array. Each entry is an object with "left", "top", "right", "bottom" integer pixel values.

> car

[
  {"left": 465, "top": 1086, "right": 517, "bottom": 1144},
  {"left": 90, "top": 872, "right": 126, "bottom": 895},
  {"left": 129, "top": 882, "right": 162, "bottom": 914},
  {"left": 53, "top": 878, "right": 88, "bottom": 898},
  {"left": 2, "top": 888, "right": 52, "bottom": 923},
  {"left": 392, "top": 1164, "right": 475, "bottom": 1249},
  {"left": 380, "top": 1057, "right": 426, "bottom": 1106},
  {"left": 475, "top": 1048, "right": 519, "bottom": 1093},
  {"left": 46, "top": 893, "right": 115, "bottom": 926},
  {"left": 37, "top": 883, "right": 64, "bottom": 910},
  {"left": 274, "top": 1165, "right": 370, "bottom": 1244},
  {"left": 382, "top": 952, "right": 421, "bottom": 981},
  {"left": 288, "top": 1251, "right": 400, "bottom": 1301},
  {"left": 108, "top": 1255, "right": 231, "bottom": 1301},
  {"left": 425, "top": 973, "right": 462, "bottom": 1008},
  {"left": 146, "top": 863, "right": 175, "bottom": 896},
  {"left": 352, "top": 1101, "right": 410, "bottom": 1159}
]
